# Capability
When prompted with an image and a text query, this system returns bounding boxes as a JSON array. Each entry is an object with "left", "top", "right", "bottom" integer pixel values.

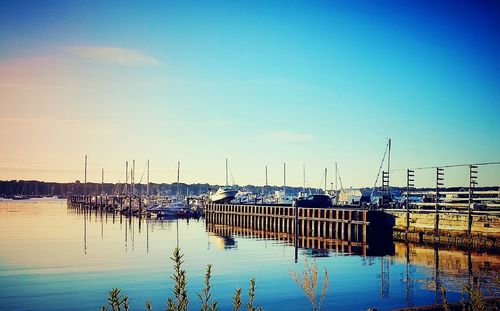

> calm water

[{"left": 0, "top": 199, "right": 498, "bottom": 311}]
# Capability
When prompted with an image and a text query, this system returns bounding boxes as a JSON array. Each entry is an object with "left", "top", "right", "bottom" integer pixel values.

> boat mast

[
  {"left": 84, "top": 155, "right": 87, "bottom": 196},
  {"left": 324, "top": 168, "right": 327, "bottom": 194},
  {"left": 265, "top": 165, "right": 268, "bottom": 195},
  {"left": 132, "top": 160, "right": 135, "bottom": 196},
  {"left": 225, "top": 158, "right": 228, "bottom": 186},
  {"left": 84, "top": 155, "right": 87, "bottom": 184},
  {"left": 177, "top": 161, "right": 180, "bottom": 196},
  {"left": 370, "top": 139, "right": 391, "bottom": 199},
  {"left": 388, "top": 138, "right": 391, "bottom": 194},
  {"left": 125, "top": 161, "right": 128, "bottom": 195},
  {"left": 283, "top": 162, "right": 286, "bottom": 195},
  {"left": 303, "top": 165, "right": 306, "bottom": 193},
  {"left": 146, "top": 160, "right": 150, "bottom": 197},
  {"left": 335, "top": 162, "right": 338, "bottom": 191},
  {"left": 101, "top": 168, "right": 104, "bottom": 195}
]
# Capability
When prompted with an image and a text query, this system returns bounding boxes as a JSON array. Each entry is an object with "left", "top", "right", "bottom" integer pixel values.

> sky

[{"left": 1, "top": 0, "right": 499, "bottom": 188}]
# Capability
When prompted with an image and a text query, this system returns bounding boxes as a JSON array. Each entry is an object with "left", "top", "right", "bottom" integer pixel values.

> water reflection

[
  {"left": 393, "top": 242, "right": 499, "bottom": 294},
  {"left": 203, "top": 221, "right": 499, "bottom": 306},
  {"left": 209, "top": 234, "right": 237, "bottom": 250},
  {"left": 205, "top": 223, "right": 394, "bottom": 257},
  {"left": 73, "top": 204, "right": 500, "bottom": 301},
  {"left": 1, "top": 200, "right": 498, "bottom": 311}
]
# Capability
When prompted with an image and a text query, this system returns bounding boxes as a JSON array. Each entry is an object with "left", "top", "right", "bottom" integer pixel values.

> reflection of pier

[
  {"left": 69, "top": 206, "right": 193, "bottom": 254},
  {"left": 206, "top": 223, "right": 380, "bottom": 256}
]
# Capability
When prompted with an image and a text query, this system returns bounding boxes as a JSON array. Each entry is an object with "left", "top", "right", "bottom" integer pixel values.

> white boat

[
  {"left": 210, "top": 186, "right": 238, "bottom": 203},
  {"left": 210, "top": 158, "right": 239, "bottom": 203},
  {"left": 273, "top": 190, "right": 294, "bottom": 205},
  {"left": 338, "top": 188, "right": 363, "bottom": 205},
  {"left": 148, "top": 200, "right": 195, "bottom": 217}
]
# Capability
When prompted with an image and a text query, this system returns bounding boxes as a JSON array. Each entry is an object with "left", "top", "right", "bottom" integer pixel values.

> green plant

[
  {"left": 233, "top": 288, "right": 242, "bottom": 311},
  {"left": 100, "top": 248, "right": 262, "bottom": 311},
  {"left": 197, "top": 264, "right": 218, "bottom": 311},
  {"left": 101, "top": 288, "right": 129, "bottom": 311},
  {"left": 289, "top": 257, "right": 329, "bottom": 311},
  {"left": 246, "top": 278, "right": 262, "bottom": 311},
  {"left": 167, "top": 247, "right": 189, "bottom": 311}
]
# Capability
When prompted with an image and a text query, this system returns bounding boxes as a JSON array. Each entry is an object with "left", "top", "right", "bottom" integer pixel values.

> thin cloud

[
  {"left": 260, "top": 130, "right": 313, "bottom": 142},
  {"left": 64, "top": 45, "right": 162, "bottom": 66}
]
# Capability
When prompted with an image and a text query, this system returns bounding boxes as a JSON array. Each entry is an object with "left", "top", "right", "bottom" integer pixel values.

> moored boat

[
  {"left": 148, "top": 200, "right": 196, "bottom": 218},
  {"left": 209, "top": 186, "right": 238, "bottom": 203}
]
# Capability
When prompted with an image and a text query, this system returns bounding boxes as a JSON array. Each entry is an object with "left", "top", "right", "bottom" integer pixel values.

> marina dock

[{"left": 67, "top": 193, "right": 500, "bottom": 251}]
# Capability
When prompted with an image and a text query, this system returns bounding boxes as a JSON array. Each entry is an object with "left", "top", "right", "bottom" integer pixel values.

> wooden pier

[
  {"left": 205, "top": 203, "right": 394, "bottom": 247},
  {"left": 67, "top": 195, "right": 145, "bottom": 216}
]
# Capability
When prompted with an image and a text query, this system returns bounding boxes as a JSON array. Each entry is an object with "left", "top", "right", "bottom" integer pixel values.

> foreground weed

[
  {"left": 289, "top": 257, "right": 329, "bottom": 311},
  {"left": 197, "top": 264, "right": 218, "bottom": 311},
  {"left": 167, "top": 247, "right": 189, "bottom": 311},
  {"left": 102, "top": 288, "right": 129, "bottom": 311},
  {"left": 233, "top": 288, "right": 242, "bottom": 311},
  {"left": 101, "top": 248, "right": 262, "bottom": 310}
]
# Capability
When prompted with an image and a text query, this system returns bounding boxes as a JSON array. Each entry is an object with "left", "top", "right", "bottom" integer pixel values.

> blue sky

[{"left": 0, "top": 1, "right": 499, "bottom": 187}]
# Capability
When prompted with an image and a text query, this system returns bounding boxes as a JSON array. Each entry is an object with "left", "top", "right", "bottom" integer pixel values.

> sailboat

[
  {"left": 209, "top": 159, "right": 238, "bottom": 203},
  {"left": 147, "top": 161, "right": 196, "bottom": 218}
]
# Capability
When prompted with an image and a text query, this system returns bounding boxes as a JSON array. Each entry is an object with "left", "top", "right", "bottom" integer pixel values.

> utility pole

[
  {"left": 381, "top": 171, "right": 390, "bottom": 207},
  {"left": 406, "top": 169, "right": 415, "bottom": 236},
  {"left": 435, "top": 167, "right": 444, "bottom": 234},
  {"left": 468, "top": 165, "right": 478, "bottom": 235}
]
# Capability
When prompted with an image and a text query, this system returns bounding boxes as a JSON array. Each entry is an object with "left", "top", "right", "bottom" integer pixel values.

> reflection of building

[
  {"left": 209, "top": 233, "right": 237, "bottom": 250},
  {"left": 393, "top": 242, "right": 500, "bottom": 294}
]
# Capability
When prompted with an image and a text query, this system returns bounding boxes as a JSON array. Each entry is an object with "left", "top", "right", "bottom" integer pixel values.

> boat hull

[{"left": 210, "top": 190, "right": 238, "bottom": 203}]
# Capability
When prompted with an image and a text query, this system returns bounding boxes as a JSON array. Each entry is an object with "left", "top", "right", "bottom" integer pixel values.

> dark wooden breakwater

[
  {"left": 205, "top": 203, "right": 395, "bottom": 255},
  {"left": 205, "top": 203, "right": 500, "bottom": 251}
]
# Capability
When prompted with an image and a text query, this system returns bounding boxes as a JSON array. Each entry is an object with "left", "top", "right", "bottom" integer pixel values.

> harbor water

[{"left": 0, "top": 199, "right": 498, "bottom": 310}]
